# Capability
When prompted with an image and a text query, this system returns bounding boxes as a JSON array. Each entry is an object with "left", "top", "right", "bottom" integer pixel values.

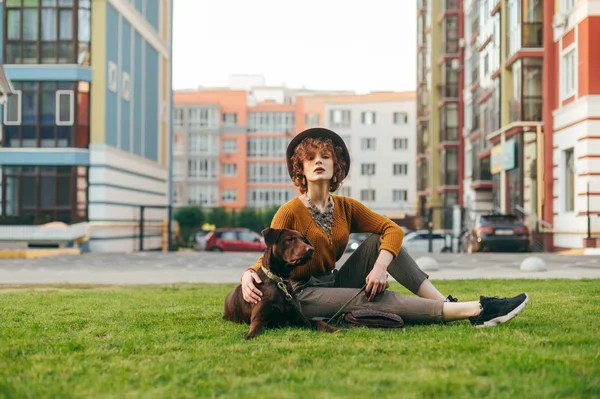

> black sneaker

[
  {"left": 445, "top": 295, "right": 458, "bottom": 302},
  {"left": 469, "top": 293, "right": 529, "bottom": 328}
]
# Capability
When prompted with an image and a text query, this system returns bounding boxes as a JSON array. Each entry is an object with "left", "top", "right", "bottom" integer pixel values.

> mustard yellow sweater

[{"left": 246, "top": 195, "right": 405, "bottom": 281}]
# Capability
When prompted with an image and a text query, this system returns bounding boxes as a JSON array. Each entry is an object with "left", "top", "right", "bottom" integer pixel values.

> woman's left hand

[{"left": 365, "top": 265, "right": 388, "bottom": 301}]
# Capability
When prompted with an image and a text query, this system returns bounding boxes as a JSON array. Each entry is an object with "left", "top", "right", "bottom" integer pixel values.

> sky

[{"left": 172, "top": 0, "right": 417, "bottom": 94}]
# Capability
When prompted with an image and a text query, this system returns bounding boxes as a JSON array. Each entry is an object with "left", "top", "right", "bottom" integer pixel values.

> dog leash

[{"left": 326, "top": 283, "right": 367, "bottom": 326}]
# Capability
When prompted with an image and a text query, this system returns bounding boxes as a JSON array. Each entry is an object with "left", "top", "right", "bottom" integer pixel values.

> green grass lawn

[{"left": 1, "top": 280, "right": 599, "bottom": 399}]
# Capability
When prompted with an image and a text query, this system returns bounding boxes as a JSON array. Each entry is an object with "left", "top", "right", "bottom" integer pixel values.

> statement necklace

[{"left": 306, "top": 195, "right": 334, "bottom": 244}]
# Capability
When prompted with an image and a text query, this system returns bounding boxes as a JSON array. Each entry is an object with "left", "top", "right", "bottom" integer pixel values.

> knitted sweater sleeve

[
  {"left": 243, "top": 205, "right": 296, "bottom": 277},
  {"left": 347, "top": 197, "right": 404, "bottom": 258}
]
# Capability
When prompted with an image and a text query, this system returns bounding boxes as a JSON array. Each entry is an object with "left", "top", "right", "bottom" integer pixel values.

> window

[
  {"left": 187, "top": 184, "right": 218, "bottom": 206},
  {"left": 339, "top": 186, "right": 351, "bottom": 197},
  {"left": 361, "top": 164, "right": 376, "bottom": 176},
  {"left": 361, "top": 138, "right": 376, "bottom": 150},
  {"left": 173, "top": 161, "right": 183, "bottom": 178},
  {"left": 561, "top": 0, "right": 575, "bottom": 13},
  {"left": 393, "top": 190, "right": 408, "bottom": 202},
  {"left": 122, "top": 72, "right": 131, "bottom": 101},
  {"left": 188, "top": 108, "right": 218, "bottom": 128},
  {"left": 361, "top": 111, "right": 376, "bottom": 125},
  {"left": 221, "top": 189, "right": 237, "bottom": 203},
  {"left": 247, "top": 137, "right": 289, "bottom": 158},
  {"left": 3, "top": 90, "right": 22, "bottom": 125},
  {"left": 222, "top": 163, "right": 237, "bottom": 177},
  {"left": 561, "top": 49, "right": 577, "bottom": 99},
  {"left": 305, "top": 113, "right": 320, "bottom": 126},
  {"left": 173, "top": 108, "right": 184, "bottom": 127},
  {"left": 3, "top": 0, "right": 91, "bottom": 65},
  {"left": 393, "top": 138, "right": 408, "bottom": 149},
  {"left": 108, "top": 61, "right": 117, "bottom": 92},
  {"left": 1, "top": 81, "right": 89, "bottom": 148},
  {"left": 565, "top": 148, "right": 575, "bottom": 211},
  {"left": 247, "top": 188, "right": 296, "bottom": 208},
  {"left": 393, "top": 112, "right": 408, "bottom": 125},
  {"left": 0, "top": 166, "right": 88, "bottom": 225},
  {"left": 55, "top": 90, "right": 74, "bottom": 125},
  {"left": 361, "top": 189, "right": 375, "bottom": 202},
  {"left": 188, "top": 159, "right": 217, "bottom": 179},
  {"left": 222, "top": 113, "right": 237, "bottom": 126},
  {"left": 247, "top": 162, "right": 289, "bottom": 183},
  {"left": 341, "top": 135, "right": 351, "bottom": 151},
  {"left": 248, "top": 112, "right": 295, "bottom": 132},
  {"left": 222, "top": 139, "right": 237, "bottom": 153},
  {"left": 330, "top": 109, "right": 351, "bottom": 128},
  {"left": 393, "top": 164, "right": 408, "bottom": 175}
]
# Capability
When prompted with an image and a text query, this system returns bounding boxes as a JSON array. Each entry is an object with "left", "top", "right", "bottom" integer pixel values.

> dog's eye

[{"left": 287, "top": 237, "right": 296, "bottom": 242}]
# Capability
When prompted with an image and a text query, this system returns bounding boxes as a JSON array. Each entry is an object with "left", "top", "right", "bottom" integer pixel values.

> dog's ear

[
  {"left": 261, "top": 228, "right": 283, "bottom": 246},
  {"left": 302, "top": 235, "right": 313, "bottom": 247}
]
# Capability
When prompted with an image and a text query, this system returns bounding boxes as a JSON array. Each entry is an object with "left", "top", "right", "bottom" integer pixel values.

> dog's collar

[
  {"left": 260, "top": 265, "right": 286, "bottom": 283},
  {"left": 260, "top": 266, "right": 293, "bottom": 301}
]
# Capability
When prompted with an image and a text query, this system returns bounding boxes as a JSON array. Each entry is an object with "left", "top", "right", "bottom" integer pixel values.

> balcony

[
  {"left": 510, "top": 96, "right": 542, "bottom": 123},
  {"left": 522, "top": 22, "right": 543, "bottom": 48},
  {"left": 443, "top": 39, "right": 460, "bottom": 55},
  {"left": 440, "top": 127, "right": 459, "bottom": 142},
  {"left": 443, "top": 0, "right": 459, "bottom": 11},
  {"left": 417, "top": 127, "right": 429, "bottom": 154},
  {"left": 441, "top": 170, "right": 459, "bottom": 186},
  {"left": 441, "top": 83, "right": 459, "bottom": 99}
]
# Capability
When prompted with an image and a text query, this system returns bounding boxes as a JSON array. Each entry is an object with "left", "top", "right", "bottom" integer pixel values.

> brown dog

[{"left": 223, "top": 227, "right": 339, "bottom": 339}]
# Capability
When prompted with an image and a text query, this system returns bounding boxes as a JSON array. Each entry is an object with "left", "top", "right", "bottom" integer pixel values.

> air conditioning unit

[{"left": 553, "top": 13, "right": 568, "bottom": 28}]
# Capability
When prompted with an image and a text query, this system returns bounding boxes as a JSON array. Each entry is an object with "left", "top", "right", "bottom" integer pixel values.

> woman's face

[{"left": 302, "top": 148, "right": 334, "bottom": 184}]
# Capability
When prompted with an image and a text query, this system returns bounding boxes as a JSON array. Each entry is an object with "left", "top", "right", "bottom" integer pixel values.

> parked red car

[{"left": 204, "top": 228, "right": 266, "bottom": 252}]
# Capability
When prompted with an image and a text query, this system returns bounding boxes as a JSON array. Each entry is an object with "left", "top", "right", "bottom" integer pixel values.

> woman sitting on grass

[{"left": 240, "top": 127, "right": 529, "bottom": 327}]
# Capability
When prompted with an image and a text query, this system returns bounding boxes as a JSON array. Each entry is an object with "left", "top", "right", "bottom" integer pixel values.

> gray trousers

[{"left": 294, "top": 234, "right": 445, "bottom": 324}]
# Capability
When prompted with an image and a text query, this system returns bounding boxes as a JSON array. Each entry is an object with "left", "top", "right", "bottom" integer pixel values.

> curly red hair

[{"left": 290, "top": 137, "right": 347, "bottom": 194}]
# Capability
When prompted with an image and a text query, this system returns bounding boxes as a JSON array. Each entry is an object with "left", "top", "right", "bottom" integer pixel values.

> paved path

[{"left": 1, "top": 251, "right": 599, "bottom": 286}]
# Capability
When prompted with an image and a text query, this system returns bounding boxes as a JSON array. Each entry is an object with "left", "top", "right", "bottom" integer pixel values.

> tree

[
  {"left": 237, "top": 208, "right": 261, "bottom": 232},
  {"left": 208, "top": 207, "right": 232, "bottom": 228},
  {"left": 261, "top": 206, "right": 280, "bottom": 230},
  {"left": 173, "top": 206, "right": 205, "bottom": 246}
]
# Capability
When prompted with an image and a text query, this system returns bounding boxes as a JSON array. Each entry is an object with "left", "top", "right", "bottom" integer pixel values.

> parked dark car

[
  {"left": 461, "top": 214, "right": 531, "bottom": 253},
  {"left": 205, "top": 228, "right": 266, "bottom": 252}
]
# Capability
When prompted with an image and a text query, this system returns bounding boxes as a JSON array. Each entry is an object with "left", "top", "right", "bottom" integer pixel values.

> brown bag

[{"left": 344, "top": 310, "right": 404, "bottom": 329}]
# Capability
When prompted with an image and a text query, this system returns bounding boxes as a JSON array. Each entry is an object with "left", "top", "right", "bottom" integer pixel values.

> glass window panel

[
  {"left": 57, "top": 176, "right": 71, "bottom": 206},
  {"left": 58, "top": 41, "right": 74, "bottom": 63},
  {"left": 57, "top": 166, "right": 71, "bottom": 174},
  {"left": 58, "top": 82, "right": 73, "bottom": 90},
  {"left": 78, "top": 9, "right": 91, "bottom": 41},
  {"left": 41, "top": 9, "right": 58, "bottom": 40},
  {"left": 7, "top": 0, "right": 21, "bottom": 6},
  {"left": 59, "top": 10, "right": 73, "bottom": 40},
  {"left": 42, "top": 0, "right": 58, "bottom": 5},
  {"left": 24, "top": 0, "right": 39, "bottom": 6},
  {"left": 21, "top": 176, "right": 36, "bottom": 208},
  {"left": 57, "top": 91, "right": 73, "bottom": 124},
  {"left": 21, "top": 126, "right": 37, "bottom": 147},
  {"left": 21, "top": 91, "right": 38, "bottom": 124},
  {"left": 59, "top": 0, "right": 74, "bottom": 5},
  {"left": 7, "top": 10, "right": 21, "bottom": 40},
  {"left": 41, "top": 42, "right": 57, "bottom": 63},
  {"left": 41, "top": 175, "right": 56, "bottom": 207},
  {"left": 22, "top": 8, "right": 39, "bottom": 40},
  {"left": 22, "top": 42, "right": 38, "bottom": 64},
  {"left": 57, "top": 126, "right": 72, "bottom": 147},
  {"left": 79, "top": 0, "right": 91, "bottom": 7},
  {"left": 40, "top": 126, "right": 56, "bottom": 147},
  {"left": 5, "top": 42, "right": 20, "bottom": 64},
  {"left": 57, "top": 210, "right": 72, "bottom": 223},
  {"left": 4, "top": 126, "right": 20, "bottom": 147},
  {"left": 4, "top": 92, "right": 21, "bottom": 124},
  {"left": 41, "top": 91, "right": 55, "bottom": 124}
]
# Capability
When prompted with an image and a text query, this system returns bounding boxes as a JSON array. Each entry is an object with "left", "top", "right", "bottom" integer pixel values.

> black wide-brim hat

[{"left": 286, "top": 127, "right": 351, "bottom": 181}]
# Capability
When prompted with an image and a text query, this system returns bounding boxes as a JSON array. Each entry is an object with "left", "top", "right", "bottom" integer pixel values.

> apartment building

[
  {"left": 416, "top": 0, "right": 464, "bottom": 230},
  {"left": 0, "top": 0, "right": 173, "bottom": 252},
  {"left": 322, "top": 95, "right": 417, "bottom": 218},
  {"left": 173, "top": 85, "right": 417, "bottom": 217},
  {"left": 551, "top": 0, "right": 600, "bottom": 249}
]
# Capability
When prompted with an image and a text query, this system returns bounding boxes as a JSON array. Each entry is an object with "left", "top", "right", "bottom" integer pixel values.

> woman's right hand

[{"left": 242, "top": 270, "right": 263, "bottom": 304}]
